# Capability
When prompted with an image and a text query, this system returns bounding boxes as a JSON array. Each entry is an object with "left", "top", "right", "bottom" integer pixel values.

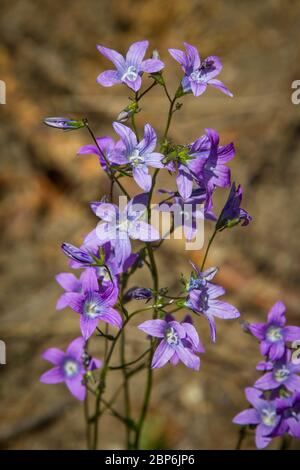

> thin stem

[
  {"left": 86, "top": 124, "right": 130, "bottom": 198},
  {"left": 84, "top": 390, "right": 91, "bottom": 449},
  {"left": 109, "top": 348, "right": 152, "bottom": 370},
  {"left": 235, "top": 426, "right": 246, "bottom": 450},
  {"left": 200, "top": 228, "right": 218, "bottom": 271},
  {"left": 162, "top": 95, "right": 177, "bottom": 142},
  {"left": 137, "top": 81, "right": 157, "bottom": 102},
  {"left": 120, "top": 329, "right": 131, "bottom": 448},
  {"left": 133, "top": 351, "right": 153, "bottom": 450},
  {"left": 131, "top": 113, "right": 139, "bottom": 141}
]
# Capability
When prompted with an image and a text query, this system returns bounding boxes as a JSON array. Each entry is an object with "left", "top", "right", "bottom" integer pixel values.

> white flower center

[
  {"left": 63, "top": 359, "right": 80, "bottom": 378},
  {"left": 165, "top": 327, "right": 180, "bottom": 346},
  {"left": 274, "top": 365, "right": 290, "bottom": 383},
  {"left": 122, "top": 65, "right": 138, "bottom": 82},
  {"left": 261, "top": 407, "right": 276, "bottom": 427},
  {"left": 190, "top": 69, "right": 205, "bottom": 83},
  {"left": 84, "top": 300, "right": 100, "bottom": 318},
  {"left": 266, "top": 326, "right": 283, "bottom": 343},
  {"left": 129, "top": 149, "right": 145, "bottom": 166}
]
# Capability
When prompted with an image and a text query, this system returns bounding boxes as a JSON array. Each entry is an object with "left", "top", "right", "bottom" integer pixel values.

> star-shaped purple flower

[
  {"left": 138, "top": 315, "right": 204, "bottom": 370},
  {"left": 169, "top": 42, "right": 233, "bottom": 98},
  {"left": 111, "top": 122, "right": 165, "bottom": 191},
  {"left": 97, "top": 41, "right": 164, "bottom": 92},
  {"left": 248, "top": 301, "right": 300, "bottom": 361},
  {"left": 254, "top": 357, "right": 300, "bottom": 394},
  {"left": 40, "top": 337, "right": 102, "bottom": 401},
  {"left": 63, "top": 268, "right": 122, "bottom": 340},
  {"left": 233, "top": 387, "right": 281, "bottom": 449},
  {"left": 93, "top": 193, "right": 160, "bottom": 267},
  {"left": 187, "top": 264, "right": 239, "bottom": 342}
]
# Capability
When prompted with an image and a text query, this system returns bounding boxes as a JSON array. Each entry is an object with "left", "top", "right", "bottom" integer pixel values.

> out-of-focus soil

[{"left": 1, "top": 0, "right": 300, "bottom": 450}]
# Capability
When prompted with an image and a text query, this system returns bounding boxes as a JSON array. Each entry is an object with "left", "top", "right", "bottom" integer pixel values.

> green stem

[
  {"left": 235, "top": 426, "right": 246, "bottom": 450},
  {"left": 137, "top": 81, "right": 157, "bottom": 102},
  {"left": 200, "top": 228, "right": 218, "bottom": 271},
  {"left": 120, "top": 329, "right": 132, "bottom": 448},
  {"left": 86, "top": 124, "right": 130, "bottom": 198}
]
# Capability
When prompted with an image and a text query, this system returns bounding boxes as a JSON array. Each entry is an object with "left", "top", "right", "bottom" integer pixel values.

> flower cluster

[
  {"left": 233, "top": 301, "right": 300, "bottom": 448},
  {"left": 41, "top": 40, "right": 255, "bottom": 451}
]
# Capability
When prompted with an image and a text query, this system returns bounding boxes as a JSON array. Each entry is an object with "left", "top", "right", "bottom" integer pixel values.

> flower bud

[{"left": 43, "top": 117, "right": 87, "bottom": 131}]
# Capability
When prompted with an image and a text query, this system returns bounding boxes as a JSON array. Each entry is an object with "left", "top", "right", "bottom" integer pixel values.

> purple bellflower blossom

[
  {"left": 63, "top": 268, "right": 122, "bottom": 340},
  {"left": 111, "top": 122, "right": 165, "bottom": 191},
  {"left": 172, "top": 128, "right": 234, "bottom": 201},
  {"left": 217, "top": 183, "right": 252, "bottom": 230},
  {"left": 233, "top": 387, "right": 281, "bottom": 449},
  {"left": 138, "top": 315, "right": 204, "bottom": 370},
  {"left": 187, "top": 264, "right": 240, "bottom": 342},
  {"left": 97, "top": 41, "right": 164, "bottom": 92},
  {"left": 248, "top": 301, "right": 300, "bottom": 361},
  {"left": 169, "top": 42, "right": 233, "bottom": 98},
  {"left": 92, "top": 194, "right": 160, "bottom": 267},
  {"left": 77, "top": 136, "right": 124, "bottom": 172},
  {"left": 40, "top": 337, "right": 102, "bottom": 401},
  {"left": 157, "top": 188, "right": 216, "bottom": 241},
  {"left": 254, "top": 357, "right": 300, "bottom": 394}
]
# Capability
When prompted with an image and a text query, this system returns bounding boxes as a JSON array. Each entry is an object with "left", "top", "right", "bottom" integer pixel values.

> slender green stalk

[
  {"left": 200, "top": 228, "right": 218, "bottom": 271},
  {"left": 86, "top": 124, "right": 130, "bottom": 198},
  {"left": 235, "top": 426, "right": 246, "bottom": 450}
]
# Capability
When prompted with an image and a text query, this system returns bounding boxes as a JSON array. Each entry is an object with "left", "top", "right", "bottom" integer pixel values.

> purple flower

[
  {"left": 40, "top": 337, "right": 102, "bottom": 401},
  {"left": 172, "top": 128, "right": 234, "bottom": 200},
  {"left": 157, "top": 188, "right": 216, "bottom": 241},
  {"left": 248, "top": 301, "right": 300, "bottom": 361},
  {"left": 169, "top": 43, "right": 233, "bottom": 98},
  {"left": 217, "top": 183, "right": 252, "bottom": 230},
  {"left": 56, "top": 271, "right": 84, "bottom": 310},
  {"left": 61, "top": 242, "right": 95, "bottom": 266},
  {"left": 187, "top": 264, "right": 218, "bottom": 291},
  {"left": 97, "top": 41, "right": 164, "bottom": 92},
  {"left": 111, "top": 122, "right": 164, "bottom": 191},
  {"left": 233, "top": 387, "right": 281, "bottom": 449},
  {"left": 63, "top": 268, "right": 122, "bottom": 340},
  {"left": 187, "top": 128, "right": 234, "bottom": 197},
  {"left": 138, "top": 315, "right": 204, "bottom": 370},
  {"left": 187, "top": 265, "right": 240, "bottom": 342},
  {"left": 43, "top": 117, "right": 87, "bottom": 131},
  {"left": 77, "top": 136, "right": 124, "bottom": 171},
  {"left": 254, "top": 358, "right": 300, "bottom": 394},
  {"left": 94, "top": 193, "right": 160, "bottom": 267}
]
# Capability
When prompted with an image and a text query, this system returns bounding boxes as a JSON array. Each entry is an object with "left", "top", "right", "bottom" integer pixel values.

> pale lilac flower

[
  {"left": 63, "top": 268, "right": 121, "bottom": 340},
  {"left": 97, "top": 41, "right": 164, "bottom": 92},
  {"left": 111, "top": 122, "right": 164, "bottom": 191},
  {"left": 169, "top": 43, "right": 232, "bottom": 97},
  {"left": 248, "top": 301, "right": 300, "bottom": 361},
  {"left": 233, "top": 387, "right": 281, "bottom": 449},
  {"left": 138, "top": 315, "right": 204, "bottom": 370},
  {"left": 40, "top": 337, "right": 102, "bottom": 401},
  {"left": 187, "top": 265, "right": 240, "bottom": 342},
  {"left": 94, "top": 193, "right": 160, "bottom": 266},
  {"left": 254, "top": 358, "right": 300, "bottom": 394},
  {"left": 157, "top": 188, "right": 216, "bottom": 240},
  {"left": 217, "top": 183, "right": 252, "bottom": 230},
  {"left": 77, "top": 136, "right": 124, "bottom": 171}
]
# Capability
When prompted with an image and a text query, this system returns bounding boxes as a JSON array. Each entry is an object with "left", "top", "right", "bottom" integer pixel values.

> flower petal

[
  {"left": 176, "top": 345, "right": 200, "bottom": 371},
  {"left": 141, "top": 58, "right": 164, "bottom": 73},
  {"left": 129, "top": 220, "right": 160, "bottom": 242},
  {"left": 100, "top": 307, "right": 122, "bottom": 329},
  {"left": 138, "top": 319, "right": 166, "bottom": 337},
  {"left": 126, "top": 41, "right": 149, "bottom": 67},
  {"left": 40, "top": 366, "right": 64, "bottom": 384},
  {"left": 233, "top": 408, "right": 260, "bottom": 425},
  {"left": 208, "top": 79, "right": 233, "bottom": 97},
  {"left": 80, "top": 315, "right": 99, "bottom": 340},
  {"left": 66, "top": 377, "right": 86, "bottom": 401},
  {"left": 151, "top": 340, "right": 174, "bottom": 368},
  {"left": 113, "top": 122, "right": 137, "bottom": 154},
  {"left": 42, "top": 348, "right": 64, "bottom": 365},
  {"left": 55, "top": 273, "right": 81, "bottom": 292},
  {"left": 97, "top": 70, "right": 122, "bottom": 87},
  {"left": 80, "top": 268, "right": 99, "bottom": 294},
  {"left": 132, "top": 166, "right": 152, "bottom": 191},
  {"left": 267, "top": 301, "right": 286, "bottom": 326},
  {"left": 97, "top": 45, "right": 126, "bottom": 73}
]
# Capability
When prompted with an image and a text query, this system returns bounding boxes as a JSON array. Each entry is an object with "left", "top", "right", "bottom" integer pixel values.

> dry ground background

[{"left": 1, "top": 0, "right": 300, "bottom": 450}]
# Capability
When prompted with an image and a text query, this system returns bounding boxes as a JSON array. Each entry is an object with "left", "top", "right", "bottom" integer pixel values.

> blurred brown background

[{"left": 1, "top": 0, "right": 300, "bottom": 450}]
